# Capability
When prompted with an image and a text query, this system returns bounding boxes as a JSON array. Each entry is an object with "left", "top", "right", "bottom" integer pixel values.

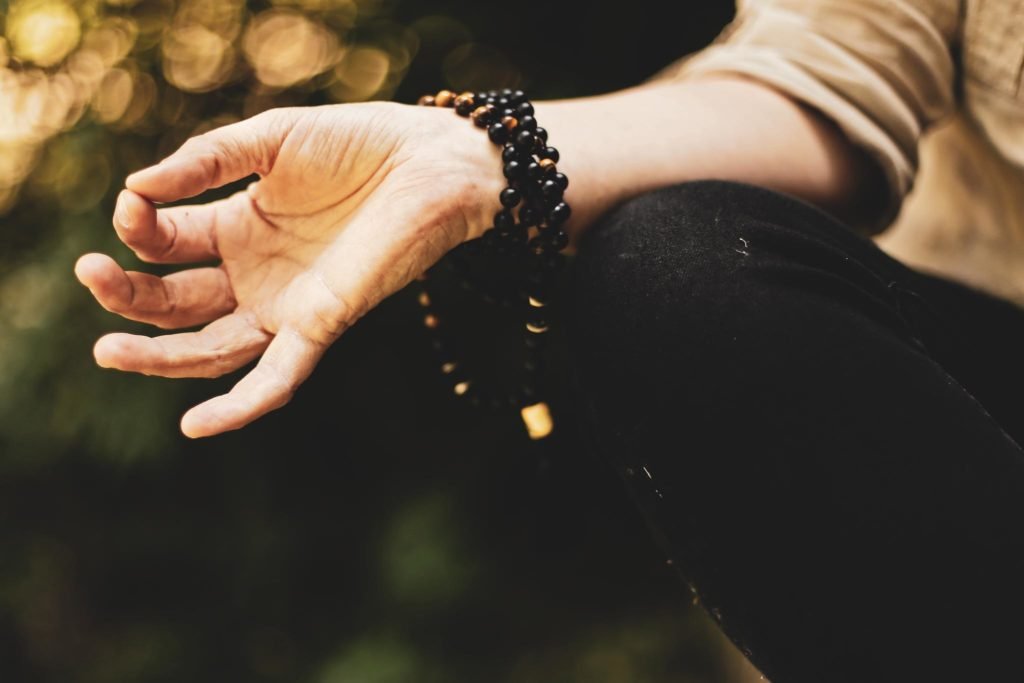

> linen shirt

[{"left": 658, "top": 0, "right": 1024, "bottom": 305}]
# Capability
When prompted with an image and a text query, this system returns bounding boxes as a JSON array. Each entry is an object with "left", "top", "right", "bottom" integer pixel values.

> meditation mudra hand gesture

[
  {"left": 75, "top": 102, "right": 506, "bottom": 438},
  {"left": 76, "top": 79, "right": 865, "bottom": 438}
]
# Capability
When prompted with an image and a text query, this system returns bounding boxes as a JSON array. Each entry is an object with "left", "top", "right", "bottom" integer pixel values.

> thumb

[{"left": 125, "top": 109, "right": 293, "bottom": 203}]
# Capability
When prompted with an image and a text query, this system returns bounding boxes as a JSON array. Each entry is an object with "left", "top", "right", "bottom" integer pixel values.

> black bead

[
  {"left": 541, "top": 251, "right": 566, "bottom": 272},
  {"left": 548, "top": 201, "right": 571, "bottom": 225},
  {"left": 524, "top": 333, "right": 546, "bottom": 351},
  {"left": 501, "top": 145, "right": 519, "bottom": 163},
  {"left": 510, "top": 90, "right": 526, "bottom": 104},
  {"left": 525, "top": 162, "right": 543, "bottom": 181},
  {"left": 494, "top": 209, "right": 515, "bottom": 230},
  {"left": 514, "top": 129, "right": 535, "bottom": 151},
  {"left": 540, "top": 179, "right": 563, "bottom": 201},
  {"left": 518, "top": 205, "right": 540, "bottom": 226},
  {"left": 535, "top": 127, "right": 548, "bottom": 143},
  {"left": 500, "top": 187, "right": 521, "bottom": 208},
  {"left": 504, "top": 160, "right": 524, "bottom": 181},
  {"left": 496, "top": 96, "right": 510, "bottom": 107},
  {"left": 502, "top": 107, "right": 516, "bottom": 118},
  {"left": 516, "top": 101, "right": 535, "bottom": 117},
  {"left": 548, "top": 230, "right": 569, "bottom": 250},
  {"left": 509, "top": 225, "right": 528, "bottom": 246},
  {"left": 484, "top": 95, "right": 497, "bottom": 106},
  {"left": 552, "top": 172, "right": 569, "bottom": 190},
  {"left": 474, "top": 91, "right": 488, "bottom": 103},
  {"left": 518, "top": 115, "right": 537, "bottom": 132},
  {"left": 487, "top": 123, "right": 509, "bottom": 144},
  {"left": 539, "top": 146, "right": 560, "bottom": 162}
]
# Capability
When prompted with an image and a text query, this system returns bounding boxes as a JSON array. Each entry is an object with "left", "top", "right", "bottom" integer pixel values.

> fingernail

[{"left": 115, "top": 192, "right": 131, "bottom": 228}]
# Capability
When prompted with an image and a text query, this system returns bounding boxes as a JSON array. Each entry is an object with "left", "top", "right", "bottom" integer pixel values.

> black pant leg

[{"left": 566, "top": 181, "right": 1024, "bottom": 683}]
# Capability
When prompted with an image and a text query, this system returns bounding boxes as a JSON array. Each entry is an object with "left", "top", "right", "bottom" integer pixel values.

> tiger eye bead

[
  {"left": 538, "top": 158, "right": 557, "bottom": 174},
  {"left": 454, "top": 93, "right": 475, "bottom": 116},
  {"left": 470, "top": 104, "right": 495, "bottom": 127},
  {"left": 501, "top": 115, "right": 519, "bottom": 131},
  {"left": 435, "top": 90, "right": 456, "bottom": 107},
  {"left": 417, "top": 94, "right": 436, "bottom": 106}
]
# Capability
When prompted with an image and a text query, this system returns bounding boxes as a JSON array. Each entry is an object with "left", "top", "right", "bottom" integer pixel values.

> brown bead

[
  {"left": 470, "top": 105, "right": 492, "bottom": 121},
  {"left": 417, "top": 292, "right": 431, "bottom": 307},
  {"left": 424, "top": 314, "right": 439, "bottom": 329},
  {"left": 454, "top": 93, "right": 474, "bottom": 107},
  {"left": 501, "top": 115, "right": 519, "bottom": 131},
  {"left": 538, "top": 158, "right": 557, "bottom": 173},
  {"left": 417, "top": 94, "right": 436, "bottom": 106},
  {"left": 435, "top": 90, "right": 456, "bottom": 107}
]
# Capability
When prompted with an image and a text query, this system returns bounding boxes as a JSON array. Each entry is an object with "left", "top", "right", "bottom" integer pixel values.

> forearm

[{"left": 537, "top": 77, "right": 885, "bottom": 235}]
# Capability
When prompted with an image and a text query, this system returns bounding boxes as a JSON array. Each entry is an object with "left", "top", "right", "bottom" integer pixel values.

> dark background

[{"left": 0, "top": 0, "right": 757, "bottom": 680}]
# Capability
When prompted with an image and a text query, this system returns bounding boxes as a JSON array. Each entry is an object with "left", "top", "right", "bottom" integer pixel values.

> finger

[
  {"left": 75, "top": 253, "right": 235, "bottom": 329},
  {"left": 114, "top": 189, "right": 227, "bottom": 264},
  {"left": 180, "top": 327, "right": 324, "bottom": 438},
  {"left": 93, "top": 312, "right": 271, "bottom": 378},
  {"left": 125, "top": 110, "right": 289, "bottom": 202}
]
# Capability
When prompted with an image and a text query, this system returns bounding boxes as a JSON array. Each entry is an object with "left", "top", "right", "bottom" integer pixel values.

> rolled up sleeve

[{"left": 656, "top": 0, "right": 960, "bottom": 225}]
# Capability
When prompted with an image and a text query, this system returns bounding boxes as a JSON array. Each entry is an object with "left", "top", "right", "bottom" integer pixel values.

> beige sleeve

[{"left": 655, "top": 0, "right": 961, "bottom": 225}]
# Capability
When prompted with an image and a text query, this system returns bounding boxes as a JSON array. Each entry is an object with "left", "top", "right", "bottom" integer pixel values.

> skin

[{"left": 75, "top": 76, "right": 880, "bottom": 438}]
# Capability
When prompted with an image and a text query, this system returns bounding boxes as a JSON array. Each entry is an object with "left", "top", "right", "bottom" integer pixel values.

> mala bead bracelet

[{"left": 415, "top": 88, "right": 571, "bottom": 440}]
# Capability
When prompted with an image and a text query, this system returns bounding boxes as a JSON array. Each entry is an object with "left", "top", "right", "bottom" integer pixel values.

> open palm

[{"left": 76, "top": 102, "right": 502, "bottom": 438}]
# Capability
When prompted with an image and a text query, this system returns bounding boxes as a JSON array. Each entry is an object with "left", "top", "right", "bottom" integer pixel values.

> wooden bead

[
  {"left": 418, "top": 94, "right": 436, "bottom": 106},
  {"left": 435, "top": 90, "right": 456, "bottom": 107},
  {"left": 470, "top": 104, "right": 495, "bottom": 127},
  {"left": 538, "top": 158, "right": 557, "bottom": 173},
  {"left": 501, "top": 115, "right": 519, "bottom": 131},
  {"left": 454, "top": 93, "right": 475, "bottom": 115}
]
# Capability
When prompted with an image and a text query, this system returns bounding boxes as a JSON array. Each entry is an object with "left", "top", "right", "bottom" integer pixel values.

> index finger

[{"left": 125, "top": 110, "right": 291, "bottom": 203}]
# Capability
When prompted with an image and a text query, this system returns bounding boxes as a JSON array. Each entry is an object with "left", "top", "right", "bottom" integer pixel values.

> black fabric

[{"left": 566, "top": 180, "right": 1024, "bottom": 682}]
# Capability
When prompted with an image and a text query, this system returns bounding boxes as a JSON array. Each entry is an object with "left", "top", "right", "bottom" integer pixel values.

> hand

[{"left": 75, "top": 102, "right": 504, "bottom": 438}]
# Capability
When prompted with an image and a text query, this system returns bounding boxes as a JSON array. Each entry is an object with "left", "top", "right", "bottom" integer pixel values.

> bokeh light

[
  {"left": 0, "top": 1, "right": 754, "bottom": 681},
  {"left": 6, "top": 0, "right": 82, "bottom": 68},
  {"left": 243, "top": 10, "right": 342, "bottom": 89}
]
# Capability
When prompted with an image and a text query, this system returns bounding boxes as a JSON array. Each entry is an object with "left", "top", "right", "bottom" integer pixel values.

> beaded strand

[{"left": 416, "top": 88, "right": 571, "bottom": 440}]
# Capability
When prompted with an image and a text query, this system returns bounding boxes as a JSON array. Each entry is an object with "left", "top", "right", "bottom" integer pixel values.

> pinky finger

[{"left": 179, "top": 327, "right": 324, "bottom": 438}]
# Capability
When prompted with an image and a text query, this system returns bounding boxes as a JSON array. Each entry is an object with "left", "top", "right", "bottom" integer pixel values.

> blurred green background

[{"left": 0, "top": 0, "right": 764, "bottom": 681}]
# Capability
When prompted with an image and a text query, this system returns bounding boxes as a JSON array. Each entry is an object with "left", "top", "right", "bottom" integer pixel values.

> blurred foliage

[{"left": 0, "top": 0, "right": 756, "bottom": 681}]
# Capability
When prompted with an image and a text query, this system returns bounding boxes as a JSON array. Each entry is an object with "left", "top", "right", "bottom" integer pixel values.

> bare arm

[
  {"left": 75, "top": 77, "right": 886, "bottom": 437},
  {"left": 542, "top": 77, "right": 886, "bottom": 235}
]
